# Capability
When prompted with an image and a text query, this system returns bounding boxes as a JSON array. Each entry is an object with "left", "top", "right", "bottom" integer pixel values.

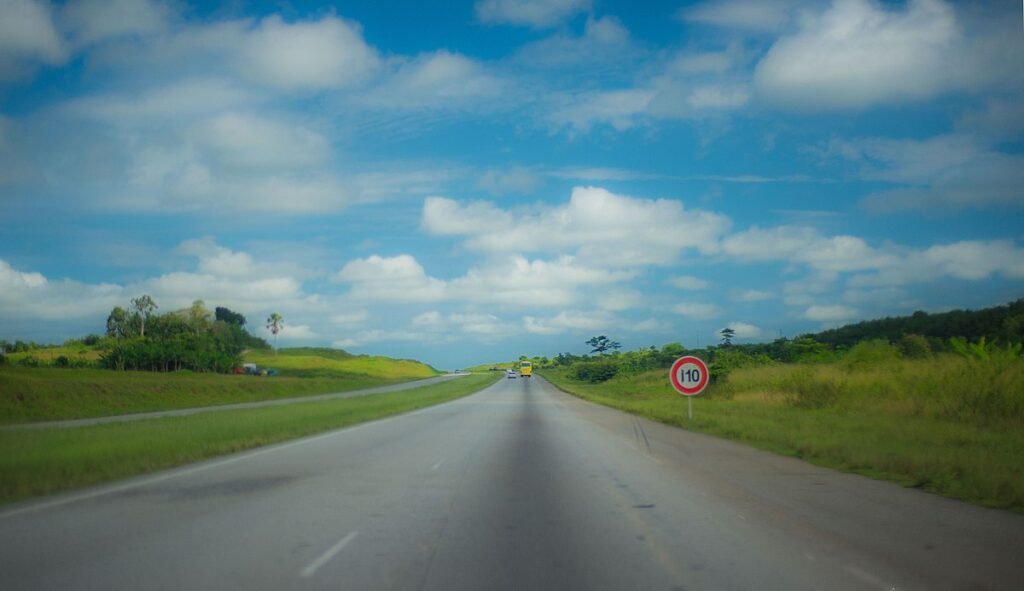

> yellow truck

[{"left": 519, "top": 360, "right": 533, "bottom": 377}]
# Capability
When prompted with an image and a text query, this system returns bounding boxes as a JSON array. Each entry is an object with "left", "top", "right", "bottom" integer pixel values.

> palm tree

[{"left": 266, "top": 312, "right": 284, "bottom": 354}]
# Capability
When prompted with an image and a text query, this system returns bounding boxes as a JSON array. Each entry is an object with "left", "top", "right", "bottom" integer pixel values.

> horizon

[{"left": 2, "top": 0, "right": 1023, "bottom": 370}]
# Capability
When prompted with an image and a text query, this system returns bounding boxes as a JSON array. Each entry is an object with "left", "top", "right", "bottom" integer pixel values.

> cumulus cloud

[
  {"left": 475, "top": 0, "right": 590, "bottom": 28},
  {"left": 66, "top": 78, "right": 251, "bottom": 122},
  {"left": 669, "top": 276, "right": 710, "bottom": 290},
  {"left": 423, "top": 187, "right": 731, "bottom": 266},
  {"left": 236, "top": 14, "right": 380, "bottom": 91},
  {"left": 679, "top": 0, "right": 802, "bottom": 32},
  {"left": 449, "top": 256, "right": 633, "bottom": 308},
  {"left": 476, "top": 167, "right": 542, "bottom": 195},
  {"left": 366, "top": 50, "right": 503, "bottom": 109},
  {"left": 850, "top": 240, "right": 1024, "bottom": 287},
  {"left": 548, "top": 89, "right": 653, "bottom": 133},
  {"left": 522, "top": 310, "right": 614, "bottom": 334},
  {"left": 753, "top": 0, "right": 1014, "bottom": 110},
  {"left": 0, "top": 0, "right": 67, "bottom": 79},
  {"left": 190, "top": 112, "right": 330, "bottom": 170},
  {"left": 337, "top": 255, "right": 446, "bottom": 302},
  {"left": 61, "top": 0, "right": 170, "bottom": 46},
  {"left": 723, "top": 226, "right": 901, "bottom": 273},
  {"left": 672, "top": 302, "right": 721, "bottom": 319},
  {"left": 724, "top": 321, "right": 762, "bottom": 339},
  {"left": 804, "top": 304, "right": 861, "bottom": 322},
  {"left": 735, "top": 289, "right": 773, "bottom": 302},
  {"left": 826, "top": 134, "right": 1024, "bottom": 212}
]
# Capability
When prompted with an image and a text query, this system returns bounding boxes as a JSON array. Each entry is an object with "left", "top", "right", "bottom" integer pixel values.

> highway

[{"left": 2, "top": 374, "right": 1023, "bottom": 590}]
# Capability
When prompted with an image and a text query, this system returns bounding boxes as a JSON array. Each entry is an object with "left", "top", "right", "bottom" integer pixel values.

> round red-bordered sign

[{"left": 669, "top": 356, "right": 709, "bottom": 396}]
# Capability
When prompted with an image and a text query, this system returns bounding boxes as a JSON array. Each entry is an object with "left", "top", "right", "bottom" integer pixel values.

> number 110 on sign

[{"left": 669, "top": 356, "right": 709, "bottom": 397}]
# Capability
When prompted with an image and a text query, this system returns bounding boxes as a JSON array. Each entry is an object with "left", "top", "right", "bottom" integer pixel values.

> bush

[
  {"left": 571, "top": 359, "right": 619, "bottom": 383},
  {"left": 781, "top": 369, "right": 844, "bottom": 409},
  {"left": 898, "top": 334, "right": 932, "bottom": 359},
  {"left": 54, "top": 355, "right": 71, "bottom": 368}
]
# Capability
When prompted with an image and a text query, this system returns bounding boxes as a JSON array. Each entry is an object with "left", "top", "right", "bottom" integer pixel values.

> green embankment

[
  {"left": 0, "top": 348, "right": 439, "bottom": 424},
  {"left": 541, "top": 355, "right": 1024, "bottom": 512},
  {"left": 0, "top": 372, "right": 500, "bottom": 505}
]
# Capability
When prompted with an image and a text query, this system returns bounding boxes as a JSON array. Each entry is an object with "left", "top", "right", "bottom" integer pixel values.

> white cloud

[
  {"left": 412, "top": 311, "right": 443, "bottom": 327},
  {"left": 191, "top": 113, "right": 329, "bottom": 170},
  {"left": 66, "top": 78, "right": 251, "bottom": 122},
  {"left": 804, "top": 304, "right": 861, "bottom": 322},
  {"left": 724, "top": 321, "right": 762, "bottom": 339},
  {"left": 337, "top": 255, "right": 446, "bottom": 303},
  {"left": 423, "top": 187, "right": 731, "bottom": 266},
  {"left": 723, "top": 226, "right": 900, "bottom": 273},
  {"left": 513, "top": 15, "right": 633, "bottom": 68},
  {"left": 670, "top": 275, "right": 710, "bottom": 290},
  {"left": 367, "top": 50, "right": 503, "bottom": 109},
  {"left": 735, "top": 289, "right": 773, "bottom": 302},
  {"left": 828, "top": 134, "right": 1024, "bottom": 212},
  {"left": 0, "top": 0, "right": 66, "bottom": 78},
  {"left": 754, "top": 0, "right": 994, "bottom": 110},
  {"left": 850, "top": 240, "right": 1024, "bottom": 287},
  {"left": 522, "top": 310, "right": 613, "bottom": 334},
  {"left": 333, "top": 329, "right": 425, "bottom": 348},
  {"left": 331, "top": 310, "right": 369, "bottom": 325},
  {"left": 680, "top": 0, "right": 801, "bottom": 32},
  {"left": 548, "top": 89, "right": 653, "bottom": 133},
  {"left": 475, "top": 0, "right": 590, "bottom": 28},
  {"left": 449, "top": 255, "right": 632, "bottom": 308},
  {"left": 672, "top": 302, "right": 721, "bottom": 319},
  {"left": 236, "top": 14, "right": 380, "bottom": 91},
  {"left": 476, "top": 167, "right": 542, "bottom": 195},
  {"left": 61, "top": 0, "right": 170, "bottom": 46}
]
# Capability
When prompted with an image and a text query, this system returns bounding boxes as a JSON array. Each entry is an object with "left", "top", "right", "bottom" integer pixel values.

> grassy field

[
  {"left": 0, "top": 348, "right": 439, "bottom": 424},
  {"left": 0, "top": 371, "right": 499, "bottom": 505},
  {"left": 541, "top": 355, "right": 1024, "bottom": 512},
  {"left": 244, "top": 348, "right": 438, "bottom": 379}
]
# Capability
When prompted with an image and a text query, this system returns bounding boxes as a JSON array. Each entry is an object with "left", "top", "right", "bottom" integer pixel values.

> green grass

[
  {"left": 243, "top": 349, "right": 438, "bottom": 379},
  {"left": 0, "top": 372, "right": 500, "bottom": 505},
  {"left": 541, "top": 356, "right": 1024, "bottom": 512},
  {"left": 0, "top": 348, "right": 441, "bottom": 424},
  {"left": 0, "top": 367, "right": 434, "bottom": 424}
]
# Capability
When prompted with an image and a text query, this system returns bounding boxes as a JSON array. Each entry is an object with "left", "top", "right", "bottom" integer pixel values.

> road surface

[{"left": 2, "top": 374, "right": 1023, "bottom": 590}]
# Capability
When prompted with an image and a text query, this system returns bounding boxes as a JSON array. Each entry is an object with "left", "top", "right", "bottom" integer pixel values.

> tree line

[{"left": 539, "top": 298, "right": 1024, "bottom": 383}]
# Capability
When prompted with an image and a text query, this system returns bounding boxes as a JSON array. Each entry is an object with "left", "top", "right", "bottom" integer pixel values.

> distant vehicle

[
  {"left": 519, "top": 361, "right": 533, "bottom": 377},
  {"left": 506, "top": 370, "right": 517, "bottom": 379}
]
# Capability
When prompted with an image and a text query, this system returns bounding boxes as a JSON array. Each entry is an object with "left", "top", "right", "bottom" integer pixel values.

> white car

[{"left": 506, "top": 370, "right": 517, "bottom": 379}]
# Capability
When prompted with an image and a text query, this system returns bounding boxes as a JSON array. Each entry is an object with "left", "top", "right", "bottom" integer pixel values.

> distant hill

[
  {"left": 244, "top": 347, "right": 438, "bottom": 380},
  {"left": 275, "top": 347, "right": 356, "bottom": 361},
  {"left": 811, "top": 298, "right": 1024, "bottom": 348}
]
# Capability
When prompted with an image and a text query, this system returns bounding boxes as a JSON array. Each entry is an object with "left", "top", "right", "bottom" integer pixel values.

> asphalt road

[{"left": 2, "top": 374, "right": 1023, "bottom": 590}]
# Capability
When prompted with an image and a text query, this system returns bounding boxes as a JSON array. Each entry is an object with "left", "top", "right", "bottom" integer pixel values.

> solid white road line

[{"left": 300, "top": 531, "right": 359, "bottom": 578}]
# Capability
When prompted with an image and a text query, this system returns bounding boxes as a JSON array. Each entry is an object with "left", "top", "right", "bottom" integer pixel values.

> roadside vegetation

[
  {"left": 538, "top": 299, "right": 1024, "bottom": 512},
  {"left": 0, "top": 371, "right": 500, "bottom": 505}
]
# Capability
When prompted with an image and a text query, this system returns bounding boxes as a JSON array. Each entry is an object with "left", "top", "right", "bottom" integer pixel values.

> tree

[
  {"left": 188, "top": 300, "right": 212, "bottom": 334},
  {"left": 586, "top": 335, "right": 621, "bottom": 355},
  {"left": 720, "top": 327, "right": 736, "bottom": 347},
  {"left": 106, "top": 306, "right": 129, "bottom": 343},
  {"left": 266, "top": 312, "right": 283, "bottom": 353},
  {"left": 130, "top": 295, "right": 157, "bottom": 338},
  {"left": 215, "top": 306, "right": 247, "bottom": 327}
]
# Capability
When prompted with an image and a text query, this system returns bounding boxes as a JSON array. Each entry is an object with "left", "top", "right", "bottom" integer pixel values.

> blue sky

[{"left": 1, "top": 0, "right": 1022, "bottom": 369}]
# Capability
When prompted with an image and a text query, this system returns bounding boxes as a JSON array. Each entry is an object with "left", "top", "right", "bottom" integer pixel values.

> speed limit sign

[{"left": 669, "top": 356, "right": 709, "bottom": 396}]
